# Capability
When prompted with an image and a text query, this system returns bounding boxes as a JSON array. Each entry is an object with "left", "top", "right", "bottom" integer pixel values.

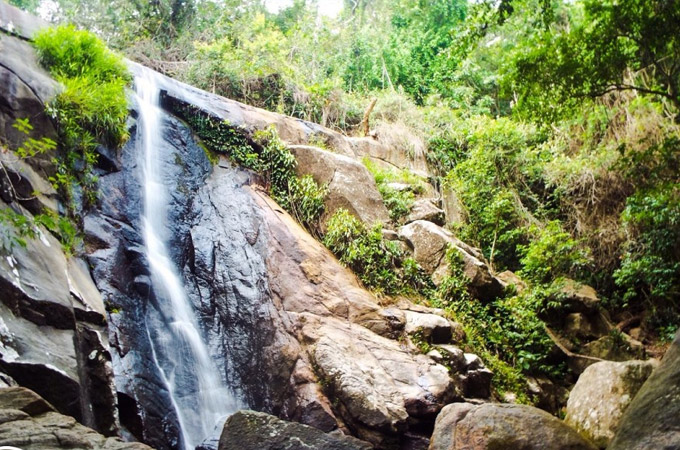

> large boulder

[
  {"left": 429, "top": 403, "right": 598, "bottom": 450},
  {"left": 565, "top": 360, "right": 658, "bottom": 448},
  {"left": 288, "top": 144, "right": 390, "bottom": 228},
  {"left": 348, "top": 135, "right": 429, "bottom": 177},
  {"left": 398, "top": 220, "right": 503, "bottom": 301},
  {"left": 609, "top": 330, "right": 680, "bottom": 450},
  {"left": 311, "top": 319, "right": 456, "bottom": 446},
  {"left": 0, "top": 387, "right": 151, "bottom": 450},
  {"left": 218, "top": 410, "right": 371, "bottom": 450}
]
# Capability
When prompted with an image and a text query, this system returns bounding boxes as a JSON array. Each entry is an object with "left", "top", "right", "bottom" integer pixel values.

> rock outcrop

[
  {"left": 429, "top": 403, "right": 598, "bottom": 450},
  {"left": 0, "top": 17, "right": 496, "bottom": 450},
  {"left": 218, "top": 410, "right": 371, "bottom": 450},
  {"left": 288, "top": 144, "right": 390, "bottom": 227},
  {"left": 0, "top": 386, "right": 151, "bottom": 450},
  {"left": 405, "top": 199, "right": 445, "bottom": 226},
  {"left": 398, "top": 220, "right": 503, "bottom": 301},
  {"left": 347, "top": 135, "right": 429, "bottom": 177},
  {"left": 565, "top": 359, "right": 658, "bottom": 448},
  {"left": 0, "top": 30, "right": 119, "bottom": 437},
  {"left": 608, "top": 330, "right": 680, "bottom": 450}
]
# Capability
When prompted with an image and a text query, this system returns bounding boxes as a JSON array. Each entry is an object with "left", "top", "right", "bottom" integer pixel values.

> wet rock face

[
  {"left": 0, "top": 183, "right": 117, "bottom": 438},
  {"left": 85, "top": 107, "right": 208, "bottom": 449},
  {"left": 429, "top": 403, "right": 598, "bottom": 450},
  {"left": 218, "top": 410, "right": 372, "bottom": 450},
  {"left": 609, "top": 330, "right": 680, "bottom": 450},
  {"left": 0, "top": 33, "right": 59, "bottom": 178},
  {"left": 565, "top": 359, "right": 658, "bottom": 448},
  {"left": 85, "top": 67, "right": 490, "bottom": 449}
]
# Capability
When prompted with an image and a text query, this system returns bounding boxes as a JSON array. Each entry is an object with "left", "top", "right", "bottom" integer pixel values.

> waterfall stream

[{"left": 135, "top": 67, "right": 239, "bottom": 450}]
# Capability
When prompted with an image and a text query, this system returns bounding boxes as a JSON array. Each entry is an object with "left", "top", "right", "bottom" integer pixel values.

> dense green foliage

[
  {"left": 363, "top": 158, "right": 426, "bottom": 224},
  {"left": 323, "top": 209, "right": 433, "bottom": 296},
  {"left": 33, "top": 25, "right": 130, "bottom": 208}
]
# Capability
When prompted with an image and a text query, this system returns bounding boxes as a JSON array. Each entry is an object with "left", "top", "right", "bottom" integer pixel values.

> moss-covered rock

[
  {"left": 609, "top": 330, "right": 680, "bottom": 450},
  {"left": 565, "top": 360, "right": 658, "bottom": 448}
]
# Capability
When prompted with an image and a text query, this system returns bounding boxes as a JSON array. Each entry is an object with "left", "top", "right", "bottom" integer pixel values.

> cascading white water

[{"left": 135, "top": 67, "right": 239, "bottom": 450}]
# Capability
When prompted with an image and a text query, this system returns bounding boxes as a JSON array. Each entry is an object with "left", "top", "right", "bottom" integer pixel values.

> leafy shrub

[
  {"left": 286, "top": 175, "right": 327, "bottom": 233},
  {"left": 378, "top": 185, "right": 414, "bottom": 223},
  {"left": 34, "top": 25, "right": 130, "bottom": 84},
  {"left": 614, "top": 185, "right": 680, "bottom": 326},
  {"left": 519, "top": 221, "right": 591, "bottom": 285},
  {"left": 323, "top": 209, "right": 401, "bottom": 293},
  {"left": 33, "top": 25, "right": 130, "bottom": 208},
  {"left": 444, "top": 116, "right": 551, "bottom": 271},
  {"left": 363, "top": 157, "right": 427, "bottom": 223},
  {"left": 433, "top": 247, "right": 561, "bottom": 401}
]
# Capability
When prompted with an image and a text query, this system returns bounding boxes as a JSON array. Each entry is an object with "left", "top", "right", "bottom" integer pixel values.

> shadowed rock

[
  {"left": 609, "top": 330, "right": 680, "bottom": 450},
  {"left": 218, "top": 410, "right": 371, "bottom": 450}
]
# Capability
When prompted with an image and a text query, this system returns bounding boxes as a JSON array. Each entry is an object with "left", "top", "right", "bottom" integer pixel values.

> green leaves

[
  {"left": 505, "top": 0, "right": 680, "bottom": 120},
  {"left": 33, "top": 25, "right": 130, "bottom": 209}
]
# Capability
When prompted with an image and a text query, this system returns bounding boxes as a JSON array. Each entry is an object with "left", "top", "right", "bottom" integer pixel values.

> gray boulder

[
  {"left": 429, "top": 403, "right": 598, "bottom": 450},
  {"left": 403, "top": 310, "right": 454, "bottom": 344},
  {"left": 288, "top": 144, "right": 390, "bottom": 228},
  {"left": 609, "top": 330, "right": 680, "bottom": 450},
  {"left": 218, "top": 410, "right": 371, "bottom": 450},
  {"left": 565, "top": 359, "right": 658, "bottom": 448},
  {"left": 405, "top": 199, "right": 445, "bottom": 226},
  {"left": 398, "top": 220, "right": 503, "bottom": 301}
]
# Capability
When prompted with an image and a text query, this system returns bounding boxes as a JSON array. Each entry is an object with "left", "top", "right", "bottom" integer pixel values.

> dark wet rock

[
  {"left": 609, "top": 330, "right": 680, "bottom": 450},
  {"left": 0, "top": 197, "right": 118, "bottom": 435},
  {"left": 218, "top": 410, "right": 372, "bottom": 450},
  {"left": 429, "top": 403, "right": 598, "bottom": 450},
  {"left": 0, "top": 33, "right": 59, "bottom": 178}
]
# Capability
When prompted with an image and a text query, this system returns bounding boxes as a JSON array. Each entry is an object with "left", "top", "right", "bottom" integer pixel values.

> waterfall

[{"left": 134, "top": 67, "right": 239, "bottom": 450}]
